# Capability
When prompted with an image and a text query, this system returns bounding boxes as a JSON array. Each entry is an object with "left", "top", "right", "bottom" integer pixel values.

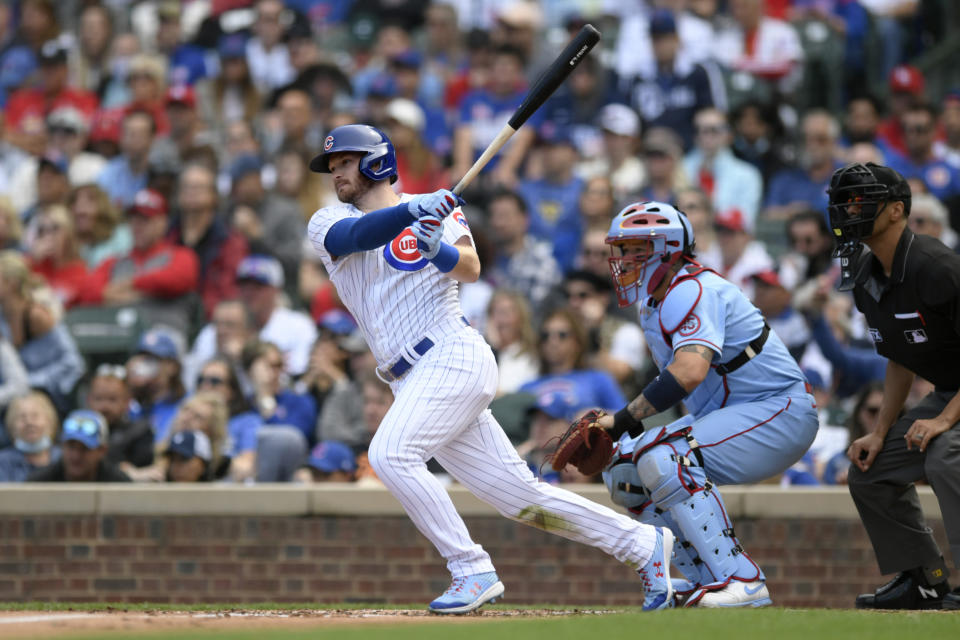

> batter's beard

[{"left": 337, "top": 175, "right": 377, "bottom": 206}]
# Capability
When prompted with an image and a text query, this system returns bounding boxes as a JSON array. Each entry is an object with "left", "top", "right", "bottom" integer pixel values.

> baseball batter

[
  {"left": 594, "top": 201, "right": 820, "bottom": 607},
  {"left": 306, "top": 124, "right": 674, "bottom": 613}
]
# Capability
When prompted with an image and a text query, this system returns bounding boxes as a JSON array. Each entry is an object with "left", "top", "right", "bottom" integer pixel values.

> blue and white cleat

[
  {"left": 639, "top": 527, "right": 675, "bottom": 611},
  {"left": 685, "top": 580, "right": 773, "bottom": 608},
  {"left": 428, "top": 571, "right": 505, "bottom": 615}
]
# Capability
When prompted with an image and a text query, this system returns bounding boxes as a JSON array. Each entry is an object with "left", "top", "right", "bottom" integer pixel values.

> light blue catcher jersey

[{"left": 639, "top": 268, "right": 807, "bottom": 417}]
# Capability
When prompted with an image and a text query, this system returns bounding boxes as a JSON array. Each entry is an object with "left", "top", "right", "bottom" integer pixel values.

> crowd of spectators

[{"left": 0, "top": 0, "right": 957, "bottom": 488}]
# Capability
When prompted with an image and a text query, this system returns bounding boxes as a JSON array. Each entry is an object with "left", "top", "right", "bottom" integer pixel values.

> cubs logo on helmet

[
  {"left": 323, "top": 135, "right": 334, "bottom": 151},
  {"left": 384, "top": 229, "right": 428, "bottom": 271}
]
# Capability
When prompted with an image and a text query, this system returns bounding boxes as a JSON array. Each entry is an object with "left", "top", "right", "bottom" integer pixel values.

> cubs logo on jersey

[
  {"left": 384, "top": 228, "right": 428, "bottom": 271},
  {"left": 453, "top": 210, "right": 469, "bottom": 230}
]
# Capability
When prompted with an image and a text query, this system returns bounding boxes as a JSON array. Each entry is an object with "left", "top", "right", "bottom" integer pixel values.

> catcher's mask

[
  {"left": 605, "top": 201, "right": 694, "bottom": 307},
  {"left": 827, "top": 162, "right": 911, "bottom": 258}
]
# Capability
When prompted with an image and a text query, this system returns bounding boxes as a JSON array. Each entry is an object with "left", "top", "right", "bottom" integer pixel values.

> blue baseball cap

[
  {"left": 802, "top": 367, "right": 827, "bottom": 391},
  {"left": 229, "top": 154, "right": 263, "bottom": 182},
  {"left": 318, "top": 309, "right": 358, "bottom": 335},
  {"left": 389, "top": 50, "right": 422, "bottom": 69},
  {"left": 62, "top": 410, "right": 109, "bottom": 449},
  {"left": 535, "top": 392, "right": 575, "bottom": 421},
  {"left": 137, "top": 327, "right": 182, "bottom": 360},
  {"left": 166, "top": 430, "right": 213, "bottom": 462},
  {"left": 236, "top": 254, "right": 285, "bottom": 288},
  {"left": 38, "top": 152, "right": 69, "bottom": 175},
  {"left": 307, "top": 441, "right": 357, "bottom": 473},
  {"left": 649, "top": 9, "right": 677, "bottom": 36},
  {"left": 367, "top": 72, "right": 397, "bottom": 98},
  {"left": 538, "top": 122, "right": 576, "bottom": 148},
  {"left": 218, "top": 33, "right": 248, "bottom": 59}
]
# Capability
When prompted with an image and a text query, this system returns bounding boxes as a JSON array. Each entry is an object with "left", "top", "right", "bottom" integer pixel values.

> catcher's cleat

[
  {"left": 639, "top": 527, "right": 675, "bottom": 611},
  {"left": 428, "top": 571, "right": 504, "bottom": 615},
  {"left": 685, "top": 580, "right": 772, "bottom": 608},
  {"left": 672, "top": 578, "right": 698, "bottom": 607},
  {"left": 854, "top": 570, "right": 949, "bottom": 610}
]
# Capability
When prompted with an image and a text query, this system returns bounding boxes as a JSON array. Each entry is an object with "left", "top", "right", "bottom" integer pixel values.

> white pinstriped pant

[{"left": 367, "top": 326, "right": 657, "bottom": 578}]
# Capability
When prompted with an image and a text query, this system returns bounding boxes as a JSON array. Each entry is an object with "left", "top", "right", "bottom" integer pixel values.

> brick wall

[{"left": 0, "top": 513, "right": 951, "bottom": 608}]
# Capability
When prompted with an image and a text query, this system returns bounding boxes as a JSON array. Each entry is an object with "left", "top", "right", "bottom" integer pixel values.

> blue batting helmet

[{"left": 309, "top": 124, "right": 398, "bottom": 184}]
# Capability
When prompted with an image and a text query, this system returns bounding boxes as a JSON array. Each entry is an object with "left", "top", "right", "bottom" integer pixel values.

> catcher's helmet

[
  {"left": 605, "top": 201, "right": 695, "bottom": 307},
  {"left": 309, "top": 124, "right": 398, "bottom": 184},
  {"left": 827, "top": 162, "right": 910, "bottom": 257}
]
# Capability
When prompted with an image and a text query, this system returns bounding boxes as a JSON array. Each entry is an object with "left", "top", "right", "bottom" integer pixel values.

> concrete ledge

[{"left": 0, "top": 484, "right": 942, "bottom": 519}]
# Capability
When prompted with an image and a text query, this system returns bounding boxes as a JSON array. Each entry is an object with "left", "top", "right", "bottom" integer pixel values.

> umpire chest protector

[{"left": 852, "top": 228, "right": 960, "bottom": 391}]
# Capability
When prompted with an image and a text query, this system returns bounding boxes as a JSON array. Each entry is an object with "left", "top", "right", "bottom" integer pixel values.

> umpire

[{"left": 829, "top": 162, "right": 960, "bottom": 610}]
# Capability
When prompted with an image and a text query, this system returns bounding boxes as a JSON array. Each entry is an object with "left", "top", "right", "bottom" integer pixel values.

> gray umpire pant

[{"left": 848, "top": 390, "right": 960, "bottom": 577}]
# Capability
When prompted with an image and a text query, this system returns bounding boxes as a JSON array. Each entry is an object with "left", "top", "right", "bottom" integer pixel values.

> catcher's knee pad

[
  {"left": 636, "top": 444, "right": 762, "bottom": 585},
  {"left": 604, "top": 457, "right": 648, "bottom": 510}
]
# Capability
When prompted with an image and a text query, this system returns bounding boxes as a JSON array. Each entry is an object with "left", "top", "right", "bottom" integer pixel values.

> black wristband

[{"left": 609, "top": 407, "right": 645, "bottom": 440}]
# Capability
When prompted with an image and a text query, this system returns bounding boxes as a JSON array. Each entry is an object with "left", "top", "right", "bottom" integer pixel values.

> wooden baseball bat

[{"left": 451, "top": 24, "right": 602, "bottom": 196}]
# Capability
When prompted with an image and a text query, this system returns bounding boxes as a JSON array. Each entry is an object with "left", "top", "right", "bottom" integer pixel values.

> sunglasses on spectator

[
  {"left": 63, "top": 416, "right": 101, "bottom": 436},
  {"left": 904, "top": 124, "right": 932, "bottom": 134},
  {"left": 696, "top": 124, "right": 727, "bottom": 135},
  {"left": 96, "top": 363, "right": 127, "bottom": 380},
  {"left": 564, "top": 289, "right": 594, "bottom": 300},
  {"left": 581, "top": 247, "right": 609, "bottom": 257},
  {"left": 49, "top": 126, "right": 79, "bottom": 136},
  {"left": 197, "top": 375, "right": 227, "bottom": 387},
  {"left": 540, "top": 330, "right": 571, "bottom": 342},
  {"left": 791, "top": 235, "right": 818, "bottom": 248}
]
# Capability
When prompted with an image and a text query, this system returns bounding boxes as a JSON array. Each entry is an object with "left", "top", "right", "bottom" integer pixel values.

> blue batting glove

[
  {"left": 411, "top": 214, "right": 443, "bottom": 259},
  {"left": 407, "top": 189, "right": 464, "bottom": 220}
]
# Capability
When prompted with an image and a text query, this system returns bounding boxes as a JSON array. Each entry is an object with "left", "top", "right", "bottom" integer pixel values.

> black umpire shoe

[
  {"left": 944, "top": 587, "right": 960, "bottom": 611},
  {"left": 855, "top": 570, "right": 950, "bottom": 610}
]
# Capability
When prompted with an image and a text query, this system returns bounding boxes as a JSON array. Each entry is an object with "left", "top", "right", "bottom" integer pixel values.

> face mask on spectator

[{"left": 15, "top": 436, "right": 51, "bottom": 454}]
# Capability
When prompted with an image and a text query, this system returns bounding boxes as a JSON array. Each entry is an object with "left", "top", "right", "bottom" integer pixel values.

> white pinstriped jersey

[{"left": 306, "top": 195, "right": 473, "bottom": 366}]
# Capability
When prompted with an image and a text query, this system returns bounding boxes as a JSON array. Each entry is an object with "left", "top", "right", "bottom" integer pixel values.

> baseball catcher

[{"left": 552, "top": 201, "right": 820, "bottom": 607}]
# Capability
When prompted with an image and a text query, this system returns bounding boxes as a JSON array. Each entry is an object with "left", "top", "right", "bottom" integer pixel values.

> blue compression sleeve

[
  {"left": 641, "top": 368, "right": 688, "bottom": 413},
  {"left": 324, "top": 203, "right": 413, "bottom": 256},
  {"left": 430, "top": 242, "right": 459, "bottom": 273}
]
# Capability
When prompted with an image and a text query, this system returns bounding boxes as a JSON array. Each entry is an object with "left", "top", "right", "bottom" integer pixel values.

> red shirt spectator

[
  {"left": 5, "top": 40, "right": 98, "bottom": 134},
  {"left": 167, "top": 164, "right": 248, "bottom": 317},
  {"left": 84, "top": 189, "right": 198, "bottom": 305},
  {"left": 25, "top": 202, "right": 89, "bottom": 309}
]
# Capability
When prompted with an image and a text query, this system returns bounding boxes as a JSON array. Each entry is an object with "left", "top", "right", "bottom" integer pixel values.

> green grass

[{"left": 2, "top": 605, "right": 958, "bottom": 640}]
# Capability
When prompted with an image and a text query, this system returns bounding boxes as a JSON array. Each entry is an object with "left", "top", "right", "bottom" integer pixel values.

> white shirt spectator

[
  {"left": 245, "top": 38, "right": 295, "bottom": 93},
  {"left": 613, "top": 9, "right": 716, "bottom": 80},
  {"left": 185, "top": 306, "right": 317, "bottom": 387},
  {"left": 698, "top": 240, "right": 774, "bottom": 300},
  {"left": 713, "top": 16, "right": 803, "bottom": 91},
  {"left": 495, "top": 342, "right": 539, "bottom": 395}
]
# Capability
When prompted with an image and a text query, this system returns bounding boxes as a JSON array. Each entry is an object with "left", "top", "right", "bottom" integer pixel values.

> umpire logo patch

[
  {"left": 868, "top": 328, "right": 883, "bottom": 343},
  {"left": 904, "top": 329, "right": 928, "bottom": 344}
]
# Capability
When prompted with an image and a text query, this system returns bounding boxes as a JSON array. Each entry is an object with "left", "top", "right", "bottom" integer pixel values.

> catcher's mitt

[{"left": 550, "top": 409, "right": 614, "bottom": 476}]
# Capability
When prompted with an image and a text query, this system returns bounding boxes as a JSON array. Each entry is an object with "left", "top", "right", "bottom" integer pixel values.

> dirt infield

[{"left": 0, "top": 607, "right": 615, "bottom": 638}]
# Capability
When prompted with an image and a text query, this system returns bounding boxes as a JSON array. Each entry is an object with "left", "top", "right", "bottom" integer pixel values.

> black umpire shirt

[{"left": 851, "top": 228, "right": 960, "bottom": 391}]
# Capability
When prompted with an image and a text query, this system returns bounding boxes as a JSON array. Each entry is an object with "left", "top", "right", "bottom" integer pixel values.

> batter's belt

[{"left": 376, "top": 316, "right": 470, "bottom": 383}]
